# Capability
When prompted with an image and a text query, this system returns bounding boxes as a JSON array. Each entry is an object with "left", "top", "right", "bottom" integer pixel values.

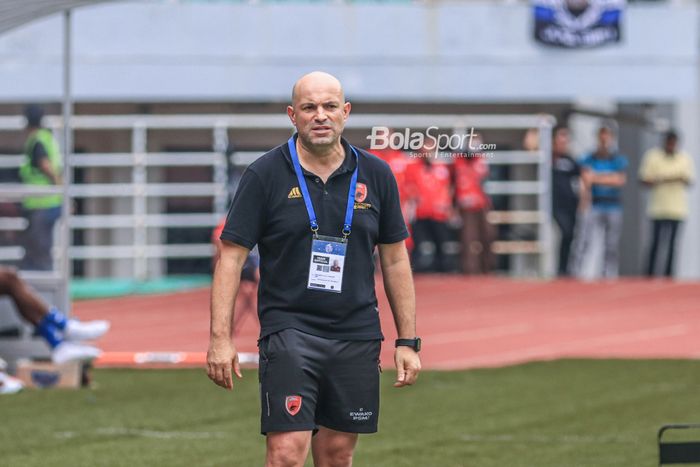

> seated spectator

[{"left": 0, "top": 267, "right": 109, "bottom": 366}]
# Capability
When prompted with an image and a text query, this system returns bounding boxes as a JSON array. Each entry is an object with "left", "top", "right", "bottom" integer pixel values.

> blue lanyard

[{"left": 287, "top": 135, "right": 359, "bottom": 238}]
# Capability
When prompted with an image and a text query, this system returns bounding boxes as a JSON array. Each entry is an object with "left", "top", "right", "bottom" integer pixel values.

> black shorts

[{"left": 258, "top": 328, "right": 381, "bottom": 435}]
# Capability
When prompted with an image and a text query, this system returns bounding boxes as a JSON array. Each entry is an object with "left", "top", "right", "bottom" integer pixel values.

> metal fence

[{"left": 0, "top": 112, "right": 555, "bottom": 281}]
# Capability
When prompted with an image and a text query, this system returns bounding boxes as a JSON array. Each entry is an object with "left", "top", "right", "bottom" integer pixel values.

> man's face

[
  {"left": 598, "top": 129, "right": 613, "bottom": 152},
  {"left": 665, "top": 137, "right": 678, "bottom": 154},
  {"left": 287, "top": 79, "right": 350, "bottom": 148},
  {"left": 553, "top": 129, "right": 569, "bottom": 154}
]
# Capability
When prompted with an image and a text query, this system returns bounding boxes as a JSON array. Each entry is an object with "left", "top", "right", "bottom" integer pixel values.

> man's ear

[
  {"left": 343, "top": 102, "right": 351, "bottom": 121},
  {"left": 287, "top": 106, "right": 296, "bottom": 126}
]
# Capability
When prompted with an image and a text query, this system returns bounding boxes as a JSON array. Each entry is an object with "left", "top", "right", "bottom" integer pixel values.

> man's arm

[
  {"left": 378, "top": 240, "right": 421, "bottom": 387},
  {"left": 32, "top": 142, "right": 61, "bottom": 185},
  {"left": 590, "top": 172, "right": 626, "bottom": 187},
  {"left": 37, "top": 157, "right": 61, "bottom": 185},
  {"left": 207, "top": 239, "right": 249, "bottom": 390}
]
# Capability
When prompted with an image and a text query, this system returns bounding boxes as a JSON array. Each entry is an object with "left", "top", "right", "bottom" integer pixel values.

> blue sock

[
  {"left": 36, "top": 316, "right": 64, "bottom": 349},
  {"left": 44, "top": 308, "right": 68, "bottom": 330}
]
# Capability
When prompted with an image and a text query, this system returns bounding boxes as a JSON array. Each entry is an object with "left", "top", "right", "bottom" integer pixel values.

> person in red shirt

[
  {"left": 371, "top": 148, "right": 417, "bottom": 252},
  {"left": 454, "top": 151, "right": 495, "bottom": 274},
  {"left": 405, "top": 154, "right": 454, "bottom": 272}
]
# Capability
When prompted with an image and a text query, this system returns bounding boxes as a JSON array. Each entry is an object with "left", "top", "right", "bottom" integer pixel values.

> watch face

[{"left": 415, "top": 338, "right": 421, "bottom": 352}]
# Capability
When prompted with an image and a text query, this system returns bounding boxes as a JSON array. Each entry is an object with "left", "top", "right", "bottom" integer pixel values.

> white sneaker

[
  {"left": 64, "top": 319, "right": 110, "bottom": 342},
  {"left": 0, "top": 372, "right": 24, "bottom": 394},
  {"left": 52, "top": 342, "right": 102, "bottom": 365}
]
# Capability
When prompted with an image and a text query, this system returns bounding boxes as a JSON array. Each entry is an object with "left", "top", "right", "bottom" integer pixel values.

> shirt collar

[{"left": 281, "top": 134, "right": 357, "bottom": 176}]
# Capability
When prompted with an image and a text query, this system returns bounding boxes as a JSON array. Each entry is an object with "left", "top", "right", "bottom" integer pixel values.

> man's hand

[
  {"left": 206, "top": 338, "right": 243, "bottom": 390},
  {"left": 394, "top": 346, "right": 421, "bottom": 388}
]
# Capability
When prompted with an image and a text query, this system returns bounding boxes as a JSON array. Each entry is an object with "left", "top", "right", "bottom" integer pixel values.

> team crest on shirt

[
  {"left": 285, "top": 395, "right": 302, "bottom": 416},
  {"left": 355, "top": 183, "right": 367, "bottom": 202}
]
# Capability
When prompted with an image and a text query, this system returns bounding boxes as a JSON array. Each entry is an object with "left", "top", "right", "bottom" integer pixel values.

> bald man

[{"left": 207, "top": 72, "right": 421, "bottom": 467}]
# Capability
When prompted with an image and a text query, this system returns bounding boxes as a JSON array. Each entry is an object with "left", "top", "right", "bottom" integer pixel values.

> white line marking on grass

[
  {"left": 461, "top": 433, "right": 639, "bottom": 445},
  {"left": 54, "top": 428, "right": 227, "bottom": 440}
]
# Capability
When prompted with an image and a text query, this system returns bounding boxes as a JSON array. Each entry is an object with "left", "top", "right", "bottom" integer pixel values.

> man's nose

[{"left": 314, "top": 107, "right": 327, "bottom": 121}]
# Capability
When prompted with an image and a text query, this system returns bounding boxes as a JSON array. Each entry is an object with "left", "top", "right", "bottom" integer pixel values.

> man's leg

[
  {"left": 0, "top": 266, "right": 107, "bottom": 362},
  {"left": 432, "top": 220, "right": 451, "bottom": 273},
  {"left": 266, "top": 431, "right": 312, "bottom": 467},
  {"left": 259, "top": 330, "right": 323, "bottom": 464},
  {"left": 646, "top": 219, "right": 662, "bottom": 277},
  {"left": 554, "top": 207, "right": 577, "bottom": 277},
  {"left": 410, "top": 219, "right": 432, "bottom": 272},
  {"left": 312, "top": 426, "right": 358, "bottom": 467},
  {"left": 0, "top": 267, "right": 48, "bottom": 325},
  {"left": 460, "top": 210, "right": 480, "bottom": 274},
  {"left": 19, "top": 209, "right": 41, "bottom": 270},
  {"left": 34, "top": 206, "right": 62, "bottom": 270},
  {"left": 313, "top": 338, "right": 380, "bottom": 465},
  {"left": 602, "top": 210, "right": 623, "bottom": 279},
  {"left": 571, "top": 209, "right": 594, "bottom": 278},
  {"left": 665, "top": 220, "right": 681, "bottom": 277}
]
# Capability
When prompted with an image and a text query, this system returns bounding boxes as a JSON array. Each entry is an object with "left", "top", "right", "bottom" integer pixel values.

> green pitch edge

[{"left": 70, "top": 275, "right": 212, "bottom": 300}]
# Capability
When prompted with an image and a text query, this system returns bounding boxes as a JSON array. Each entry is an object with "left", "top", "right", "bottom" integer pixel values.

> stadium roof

[{"left": 0, "top": 0, "right": 121, "bottom": 35}]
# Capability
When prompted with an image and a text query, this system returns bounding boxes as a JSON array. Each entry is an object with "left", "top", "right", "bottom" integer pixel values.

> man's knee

[
  {"left": 312, "top": 428, "right": 357, "bottom": 467},
  {"left": 315, "top": 446, "right": 354, "bottom": 467},
  {"left": 266, "top": 431, "right": 310, "bottom": 467},
  {"left": 0, "top": 267, "right": 20, "bottom": 293}
]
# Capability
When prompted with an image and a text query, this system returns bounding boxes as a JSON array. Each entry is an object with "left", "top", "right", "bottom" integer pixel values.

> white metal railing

[{"left": 0, "top": 113, "right": 555, "bottom": 277}]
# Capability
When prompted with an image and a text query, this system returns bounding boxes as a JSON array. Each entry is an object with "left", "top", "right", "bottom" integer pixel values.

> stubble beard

[{"left": 300, "top": 128, "right": 343, "bottom": 152}]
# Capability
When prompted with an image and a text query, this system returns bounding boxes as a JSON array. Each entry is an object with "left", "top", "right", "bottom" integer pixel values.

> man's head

[
  {"left": 664, "top": 130, "right": 679, "bottom": 154},
  {"left": 24, "top": 104, "right": 44, "bottom": 129},
  {"left": 597, "top": 125, "right": 615, "bottom": 154},
  {"left": 287, "top": 71, "right": 351, "bottom": 150},
  {"left": 552, "top": 126, "right": 570, "bottom": 155}
]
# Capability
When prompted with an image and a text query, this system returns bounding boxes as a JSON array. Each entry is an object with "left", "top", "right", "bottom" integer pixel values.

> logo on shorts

[
  {"left": 349, "top": 407, "right": 374, "bottom": 421},
  {"left": 288, "top": 187, "right": 302, "bottom": 199},
  {"left": 285, "top": 395, "right": 302, "bottom": 416},
  {"left": 355, "top": 183, "right": 367, "bottom": 202}
]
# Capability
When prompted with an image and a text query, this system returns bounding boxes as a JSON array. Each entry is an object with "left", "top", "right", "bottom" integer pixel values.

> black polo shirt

[{"left": 220, "top": 135, "right": 408, "bottom": 341}]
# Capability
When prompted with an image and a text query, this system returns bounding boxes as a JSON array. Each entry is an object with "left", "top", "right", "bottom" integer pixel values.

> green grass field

[{"left": 2, "top": 359, "right": 700, "bottom": 467}]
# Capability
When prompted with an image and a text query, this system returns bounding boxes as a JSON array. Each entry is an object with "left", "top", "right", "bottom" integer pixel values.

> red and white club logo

[
  {"left": 285, "top": 395, "right": 302, "bottom": 416},
  {"left": 355, "top": 183, "right": 367, "bottom": 202}
]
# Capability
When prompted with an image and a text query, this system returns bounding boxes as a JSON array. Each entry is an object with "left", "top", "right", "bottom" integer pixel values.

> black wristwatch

[{"left": 395, "top": 337, "right": 421, "bottom": 352}]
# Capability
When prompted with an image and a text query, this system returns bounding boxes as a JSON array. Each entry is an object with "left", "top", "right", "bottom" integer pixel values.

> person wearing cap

[
  {"left": 572, "top": 124, "right": 628, "bottom": 279},
  {"left": 207, "top": 71, "right": 421, "bottom": 467},
  {"left": 19, "top": 105, "right": 63, "bottom": 271}
]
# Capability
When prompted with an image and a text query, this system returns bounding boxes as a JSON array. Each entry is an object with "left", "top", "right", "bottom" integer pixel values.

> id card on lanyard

[{"left": 288, "top": 135, "right": 359, "bottom": 294}]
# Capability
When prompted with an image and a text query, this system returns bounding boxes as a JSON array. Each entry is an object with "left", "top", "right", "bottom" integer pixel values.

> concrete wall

[{"left": 0, "top": 1, "right": 696, "bottom": 102}]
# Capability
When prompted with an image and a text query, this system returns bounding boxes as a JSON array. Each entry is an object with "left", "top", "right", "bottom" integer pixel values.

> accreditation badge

[{"left": 308, "top": 235, "right": 347, "bottom": 293}]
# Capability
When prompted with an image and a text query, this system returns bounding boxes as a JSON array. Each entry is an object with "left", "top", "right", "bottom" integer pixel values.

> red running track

[{"left": 71, "top": 276, "right": 700, "bottom": 370}]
